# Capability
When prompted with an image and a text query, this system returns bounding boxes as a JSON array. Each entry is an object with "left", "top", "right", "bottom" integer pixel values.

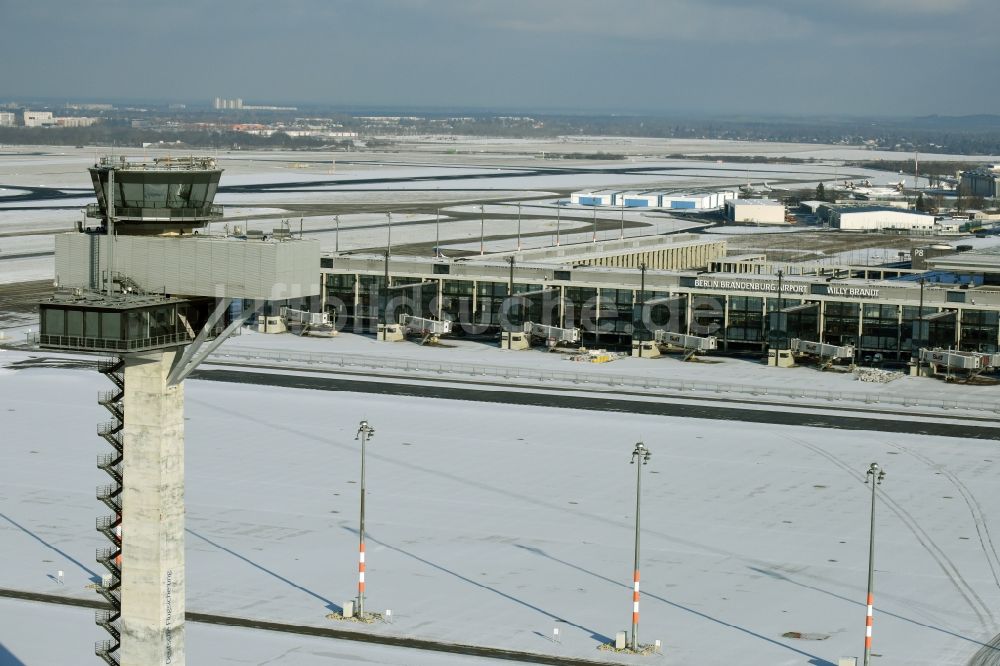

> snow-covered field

[
  {"left": 0, "top": 209, "right": 79, "bottom": 237},
  {"left": 0, "top": 255, "right": 55, "bottom": 285},
  {"left": 2, "top": 341, "right": 1000, "bottom": 665},
  {"left": 0, "top": 142, "right": 986, "bottom": 283},
  {"left": 389, "top": 135, "right": 1000, "bottom": 163},
  {"left": 3, "top": 138, "right": 1000, "bottom": 665}
]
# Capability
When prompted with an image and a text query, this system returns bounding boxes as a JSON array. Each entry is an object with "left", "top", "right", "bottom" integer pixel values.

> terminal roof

[{"left": 44, "top": 291, "right": 190, "bottom": 310}]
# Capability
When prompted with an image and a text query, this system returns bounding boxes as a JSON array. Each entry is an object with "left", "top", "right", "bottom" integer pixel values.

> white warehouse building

[
  {"left": 612, "top": 191, "right": 662, "bottom": 207},
  {"left": 662, "top": 191, "right": 736, "bottom": 210},
  {"left": 725, "top": 199, "right": 787, "bottom": 224},
  {"left": 831, "top": 206, "right": 936, "bottom": 232},
  {"left": 23, "top": 111, "right": 55, "bottom": 127},
  {"left": 570, "top": 190, "right": 618, "bottom": 206},
  {"left": 663, "top": 193, "right": 713, "bottom": 210},
  {"left": 571, "top": 189, "right": 736, "bottom": 210}
]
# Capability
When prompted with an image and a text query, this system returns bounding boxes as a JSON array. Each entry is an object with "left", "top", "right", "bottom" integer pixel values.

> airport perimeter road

[{"left": 191, "top": 367, "right": 1000, "bottom": 440}]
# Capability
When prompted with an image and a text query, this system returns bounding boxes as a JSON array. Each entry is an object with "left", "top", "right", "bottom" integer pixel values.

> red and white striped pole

[
  {"left": 630, "top": 442, "right": 651, "bottom": 651},
  {"left": 864, "top": 591, "right": 873, "bottom": 656},
  {"left": 358, "top": 541, "right": 366, "bottom": 614},
  {"left": 632, "top": 569, "right": 640, "bottom": 640},
  {"left": 863, "top": 462, "right": 884, "bottom": 666}
]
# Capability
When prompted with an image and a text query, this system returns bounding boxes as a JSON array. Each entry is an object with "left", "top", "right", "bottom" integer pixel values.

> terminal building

[{"left": 316, "top": 234, "right": 1000, "bottom": 360}]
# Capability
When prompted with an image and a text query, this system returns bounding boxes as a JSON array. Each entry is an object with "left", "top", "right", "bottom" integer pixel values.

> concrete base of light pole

[{"left": 602, "top": 636, "right": 655, "bottom": 656}]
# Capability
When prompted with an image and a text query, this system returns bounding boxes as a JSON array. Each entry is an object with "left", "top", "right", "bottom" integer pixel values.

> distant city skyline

[{"left": 2, "top": 0, "right": 998, "bottom": 117}]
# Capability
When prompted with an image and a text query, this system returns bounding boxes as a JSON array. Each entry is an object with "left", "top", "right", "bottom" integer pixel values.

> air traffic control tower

[{"left": 38, "top": 156, "right": 320, "bottom": 666}]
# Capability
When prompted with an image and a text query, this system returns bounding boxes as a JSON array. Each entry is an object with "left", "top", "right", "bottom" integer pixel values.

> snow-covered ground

[
  {"left": 2, "top": 347, "right": 1000, "bottom": 665},
  {"left": 390, "top": 135, "right": 1000, "bottom": 163},
  {"left": 0, "top": 209, "right": 80, "bottom": 237},
  {"left": 3, "top": 141, "right": 999, "bottom": 664},
  {"left": 0, "top": 255, "right": 54, "bottom": 285},
  {"left": 0, "top": 234, "right": 53, "bottom": 257},
  {"left": 0, "top": 145, "right": 904, "bottom": 200},
  {"left": 0, "top": 144, "right": 984, "bottom": 272}
]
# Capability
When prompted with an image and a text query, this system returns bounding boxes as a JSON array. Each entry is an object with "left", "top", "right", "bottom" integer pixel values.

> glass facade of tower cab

[
  {"left": 87, "top": 156, "right": 223, "bottom": 226},
  {"left": 38, "top": 295, "right": 221, "bottom": 352}
]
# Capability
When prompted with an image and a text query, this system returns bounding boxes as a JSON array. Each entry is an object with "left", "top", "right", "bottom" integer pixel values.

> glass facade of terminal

[{"left": 322, "top": 270, "right": 1000, "bottom": 358}]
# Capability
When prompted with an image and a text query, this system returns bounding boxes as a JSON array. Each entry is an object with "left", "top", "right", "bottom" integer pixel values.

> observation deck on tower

[{"left": 87, "top": 155, "right": 224, "bottom": 232}]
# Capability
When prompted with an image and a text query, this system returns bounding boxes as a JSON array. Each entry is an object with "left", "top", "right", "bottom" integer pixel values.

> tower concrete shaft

[{"left": 120, "top": 350, "right": 185, "bottom": 666}]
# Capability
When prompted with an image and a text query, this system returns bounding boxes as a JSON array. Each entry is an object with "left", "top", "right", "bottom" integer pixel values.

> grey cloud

[{"left": 0, "top": 0, "right": 996, "bottom": 115}]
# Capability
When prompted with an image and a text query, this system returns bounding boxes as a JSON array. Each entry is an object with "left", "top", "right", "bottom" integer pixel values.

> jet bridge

[
  {"left": 500, "top": 321, "right": 581, "bottom": 351},
  {"left": 528, "top": 322, "right": 581, "bottom": 347},
  {"left": 399, "top": 314, "right": 453, "bottom": 345},
  {"left": 632, "top": 329, "right": 718, "bottom": 360},
  {"left": 789, "top": 338, "right": 855, "bottom": 370},
  {"left": 917, "top": 347, "right": 992, "bottom": 379},
  {"left": 377, "top": 280, "right": 438, "bottom": 342},
  {"left": 281, "top": 307, "right": 336, "bottom": 337},
  {"left": 631, "top": 294, "right": 688, "bottom": 359},
  {"left": 499, "top": 287, "right": 562, "bottom": 351}
]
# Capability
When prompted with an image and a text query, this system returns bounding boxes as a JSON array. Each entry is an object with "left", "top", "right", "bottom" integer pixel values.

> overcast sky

[{"left": 2, "top": 0, "right": 997, "bottom": 116}]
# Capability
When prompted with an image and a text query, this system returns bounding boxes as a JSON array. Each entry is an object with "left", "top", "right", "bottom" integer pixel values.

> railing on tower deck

[
  {"left": 39, "top": 333, "right": 192, "bottom": 352},
  {"left": 85, "top": 203, "right": 223, "bottom": 221}
]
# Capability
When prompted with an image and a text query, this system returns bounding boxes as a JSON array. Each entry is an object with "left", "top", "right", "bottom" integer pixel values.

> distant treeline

[
  {"left": 417, "top": 114, "right": 1000, "bottom": 155},
  {"left": 530, "top": 116, "right": 1000, "bottom": 156},
  {"left": 669, "top": 154, "right": 815, "bottom": 164},
  {"left": 3, "top": 113, "right": 1000, "bottom": 156},
  {"left": 844, "top": 160, "right": 986, "bottom": 177},
  {"left": 0, "top": 127, "right": 355, "bottom": 151},
  {"left": 546, "top": 152, "right": 627, "bottom": 160}
]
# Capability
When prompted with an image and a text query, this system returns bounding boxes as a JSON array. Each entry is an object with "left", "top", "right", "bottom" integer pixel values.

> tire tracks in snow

[
  {"left": 889, "top": 442, "right": 1000, "bottom": 594},
  {"left": 784, "top": 433, "right": 994, "bottom": 632}
]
